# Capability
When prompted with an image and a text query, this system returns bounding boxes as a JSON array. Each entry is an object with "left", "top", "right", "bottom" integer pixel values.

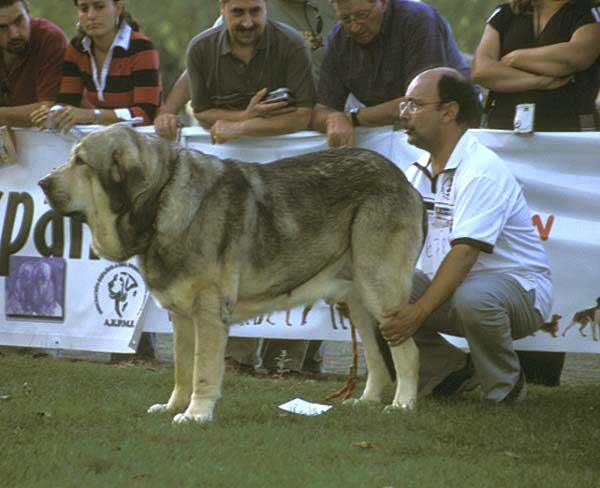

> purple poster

[{"left": 5, "top": 256, "right": 66, "bottom": 320}]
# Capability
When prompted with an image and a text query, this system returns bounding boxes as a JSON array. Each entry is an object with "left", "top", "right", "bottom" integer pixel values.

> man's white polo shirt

[{"left": 405, "top": 131, "right": 553, "bottom": 320}]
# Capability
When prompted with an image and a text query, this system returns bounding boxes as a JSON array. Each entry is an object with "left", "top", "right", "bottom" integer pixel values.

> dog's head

[{"left": 39, "top": 125, "right": 177, "bottom": 261}]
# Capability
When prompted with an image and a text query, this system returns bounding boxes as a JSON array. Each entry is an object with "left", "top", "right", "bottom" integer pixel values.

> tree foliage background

[{"left": 29, "top": 0, "right": 500, "bottom": 94}]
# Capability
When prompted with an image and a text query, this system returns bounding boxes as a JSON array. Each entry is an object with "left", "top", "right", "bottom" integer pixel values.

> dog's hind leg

[
  {"left": 345, "top": 290, "right": 392, "bottom": 404},
  {"left": 351, "top": 199, "right": 422, "bottom": 412},
  {"left": 173, "top": 289, "right": 228, "bottom": 424},
  {"left": 148, "top": 313, "right": 194, "bottom": 415},
  {"left": 353, "top": 270, "right": 419, "bottom": 412}
]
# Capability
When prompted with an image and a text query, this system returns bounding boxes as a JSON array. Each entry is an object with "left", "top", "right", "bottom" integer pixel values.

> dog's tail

[{"left": 374, "top": 327, "right": 396, "bottom": 382}]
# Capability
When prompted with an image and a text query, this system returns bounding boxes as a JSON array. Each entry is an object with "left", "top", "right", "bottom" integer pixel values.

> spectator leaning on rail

[
  {"left": 311, "top": 0, "right": 471, "bottom": 148},
  {"left": 184, "top": 0, "right": 315, "bottom": 145},
  {"left": 380, "top": 68, "right": 553, "bottom": 404},
  {"left": 0, "top": 0, "right": 67, "bottom": 127},
  {"left": 472, "top": 0, "right": 600, "bottom": 131},
  {"left": 471, "top": 0, "right": 600, "bottom": 387},
  {"left": 31, "top": 0, "right": 161, "bottom": 133},
  {"left": 154, "top": 0, "right": 335, "bottom": 141}
]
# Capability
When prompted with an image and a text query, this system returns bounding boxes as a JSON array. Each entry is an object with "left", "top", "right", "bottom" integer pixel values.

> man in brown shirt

[
  {"left": 162, "top": 0, "right": 315, "bottom": 143},
  {"left": 0, "top": 0, "right": 67, "bottom": 126}
]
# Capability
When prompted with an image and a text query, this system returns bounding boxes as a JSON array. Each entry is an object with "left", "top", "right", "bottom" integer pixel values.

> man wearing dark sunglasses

[
  {"left": 0, "top": 0, "right": 67, "bottom": 127},
  {"left": 311, "top": 0, "right": 470, "bottom": 148}
]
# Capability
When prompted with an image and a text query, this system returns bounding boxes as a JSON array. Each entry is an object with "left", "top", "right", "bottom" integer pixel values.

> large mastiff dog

[{"left": 40, "top": 125, "right": 426, "bottom": 423}]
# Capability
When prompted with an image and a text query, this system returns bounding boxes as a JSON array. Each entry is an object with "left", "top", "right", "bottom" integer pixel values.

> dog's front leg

[
  {"left": 148, "top": 313, "right": 194, "bottom": 414},
  {"left": 173, "top": 292, "right": 228, "bottom": 424}
]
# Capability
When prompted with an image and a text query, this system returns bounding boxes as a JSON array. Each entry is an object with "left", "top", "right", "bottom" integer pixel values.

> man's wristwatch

[
  {"left": 348, "top": 107, "right": 361, "bottom": 127},
  {"left": 92, "top": 109, "right": 101, "bottom": 124}
]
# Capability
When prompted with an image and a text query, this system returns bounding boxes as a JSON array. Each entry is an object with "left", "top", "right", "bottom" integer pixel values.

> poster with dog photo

[{"left": 5, "top": 256, "right": 66, "bottom": 320}]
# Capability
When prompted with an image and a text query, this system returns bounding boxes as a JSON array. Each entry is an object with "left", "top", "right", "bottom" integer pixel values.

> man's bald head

[{"left": 409, "top": 67, "right": 481, "bottom": 128}]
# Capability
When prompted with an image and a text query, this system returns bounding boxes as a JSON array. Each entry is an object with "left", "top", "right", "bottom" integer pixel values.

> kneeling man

[{"left": 381, "top": 68, "right": 553, "bottom": 403}]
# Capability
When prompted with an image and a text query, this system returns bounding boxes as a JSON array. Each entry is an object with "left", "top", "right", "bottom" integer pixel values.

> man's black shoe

[
  {"left": 499, "top": 369, "right": 527, "bottom": 404},
  {"left": 432, "top": 354, "right": 477, "bottom": 399}
]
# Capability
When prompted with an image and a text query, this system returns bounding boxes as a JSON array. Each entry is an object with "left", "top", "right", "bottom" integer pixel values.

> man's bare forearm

[
  {"left": 161, "top": 71, "right": 191, "bottom": 115},
  {"left": 356, "top": 98, "right": 404, "bottom": 127},
  {"left": 416, "top": 244, "right": 479, "bottom": 317},
  {"left": 195, "top": 108, "right": 249, "bottom": 129},
  {"left": 310, "top": 103, "right": 338, "bottom": 133},
  {"left": 235, "top": 107, "right": 311, "bottom": 137},
  {"left": 0, "top": 103, "right": 45, "bottom": 127},
  {"left": 311, "top": 99, "right": 403, "bottom": 132}
]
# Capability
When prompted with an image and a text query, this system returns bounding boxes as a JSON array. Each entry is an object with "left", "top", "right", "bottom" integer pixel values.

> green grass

[{"left": 1, "top": 354, "right": 599, "bottom": 488}]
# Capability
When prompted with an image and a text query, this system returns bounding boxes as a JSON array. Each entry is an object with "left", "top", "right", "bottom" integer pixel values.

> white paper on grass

[{"left": 278, "top": 398, "right": 332, "bottom": 416}]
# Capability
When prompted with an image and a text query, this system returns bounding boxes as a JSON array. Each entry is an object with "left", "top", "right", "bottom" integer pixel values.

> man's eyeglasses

[
  {"left": 399, "top": 100, "right": 447, "bottom": 114},
  {"left": 338, "top": 3, "right": 377, "bottom": 26}
]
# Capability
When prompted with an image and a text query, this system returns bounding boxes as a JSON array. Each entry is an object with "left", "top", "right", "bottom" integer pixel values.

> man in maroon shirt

[{"left": 0, "top": 0, "right": 67, "bottom": 126}]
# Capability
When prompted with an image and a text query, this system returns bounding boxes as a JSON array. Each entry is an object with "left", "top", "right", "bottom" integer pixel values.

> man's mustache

[{"left": 236, "top": 26, "right": 257, "bottom": 33}]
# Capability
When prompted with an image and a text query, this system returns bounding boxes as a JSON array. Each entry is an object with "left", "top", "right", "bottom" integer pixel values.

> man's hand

[
  {"left": 379, "top": 302, "right": 429, "bottom": 347},
  {"left": 325, "top": 111, "right": 355, "bottom": 148},
  {"left": 210, "top": 120, "right": 244, "bottom": 144},
  {"left": 243, "top": 88, "right": 296, "bottom": 120},
  {"left": 154, "top": 112, "right": 179, "bottom": 140}
]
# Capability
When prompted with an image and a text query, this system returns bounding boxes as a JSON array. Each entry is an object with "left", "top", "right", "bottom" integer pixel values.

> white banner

[{"left": 0, "top": 127, "right": 599, "bottom": 353}]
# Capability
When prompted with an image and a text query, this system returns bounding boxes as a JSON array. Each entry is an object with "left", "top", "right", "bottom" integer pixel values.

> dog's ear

[
  {"left": 110, "top": 149, "right": 126, "bottom": 184},
  {"left": 114, "top": 132, "right": 175, "bottom": 254}
]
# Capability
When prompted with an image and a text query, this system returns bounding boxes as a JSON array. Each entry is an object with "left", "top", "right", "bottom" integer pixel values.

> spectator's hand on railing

[
  {"left": 325, "top": 111, "right": 355, "bottom": 148},
  {"left": 210, "top": 120, "right": 243, "bottom": 145},
  {"left": 154, "top": 111, "right": 179, "bottom": 140},
  {"left": 48, "top": 107, "right": 92, "bottom": 134},
  {"left": 31, "top": 105, "right": 92, "bottom": 134},
  {"left": 30, "top": 103, "right": 52, "bottom": 129},
  {"left": 244, "top": 88, "right": 296, "bottom": 120}
]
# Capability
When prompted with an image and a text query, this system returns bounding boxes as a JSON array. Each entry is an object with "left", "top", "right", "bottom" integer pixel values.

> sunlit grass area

[{"left": 1, "top": 353, "right": 599, "bottom": 487}]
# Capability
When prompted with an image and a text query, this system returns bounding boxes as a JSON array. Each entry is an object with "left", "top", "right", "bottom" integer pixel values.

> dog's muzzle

[{"left": 38, "top": 177, "right": 85, "bottom": 222}]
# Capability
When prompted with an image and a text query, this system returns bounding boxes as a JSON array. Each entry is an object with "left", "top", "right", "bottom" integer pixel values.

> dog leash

[{"left": 324, "top": 302, "right": 359, "bottom": 402}]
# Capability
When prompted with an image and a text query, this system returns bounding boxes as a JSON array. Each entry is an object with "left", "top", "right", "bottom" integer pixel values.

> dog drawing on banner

[
  {"left": 561, "top": 297, "right": 600, "bottom": 341},
  {"left": 39, "top": 125, "right": 426, "bottom": 424}
]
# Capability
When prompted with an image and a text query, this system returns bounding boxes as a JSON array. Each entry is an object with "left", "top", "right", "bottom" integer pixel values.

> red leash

[{"left": 324, "top": 304, "right": 359, "bottom": 402}]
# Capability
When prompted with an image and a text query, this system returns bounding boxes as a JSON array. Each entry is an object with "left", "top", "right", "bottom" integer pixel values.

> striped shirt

[{"left": 56, "top": 23, "right": 161, "bottom": 124}]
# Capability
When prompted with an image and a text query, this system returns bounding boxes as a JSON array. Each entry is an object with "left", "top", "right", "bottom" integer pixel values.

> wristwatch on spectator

[{"left": 348, "top": 107, "right": 361, "bottom": 127}]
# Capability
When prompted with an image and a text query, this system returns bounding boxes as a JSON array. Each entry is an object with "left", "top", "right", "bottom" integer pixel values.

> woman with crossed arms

[{"left": 472, "top": 0, "right": 600, "bottom": 131}]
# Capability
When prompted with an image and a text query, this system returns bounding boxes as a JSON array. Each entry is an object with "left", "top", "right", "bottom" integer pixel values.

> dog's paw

[
  {"left": 147, "top": 403, "right": 173, "bottom": 414},
  {"left": 383, "top": 403, "right": 415, "bottom": 414},
  {"left": 172, "top": 411, "right": 213, "bottom": 424},
  {"left": 172, "top": 413, "right": 193, "bottom": 424},
  {"left": 343, "top": 397, "right": 380, "bottom": 407}
]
